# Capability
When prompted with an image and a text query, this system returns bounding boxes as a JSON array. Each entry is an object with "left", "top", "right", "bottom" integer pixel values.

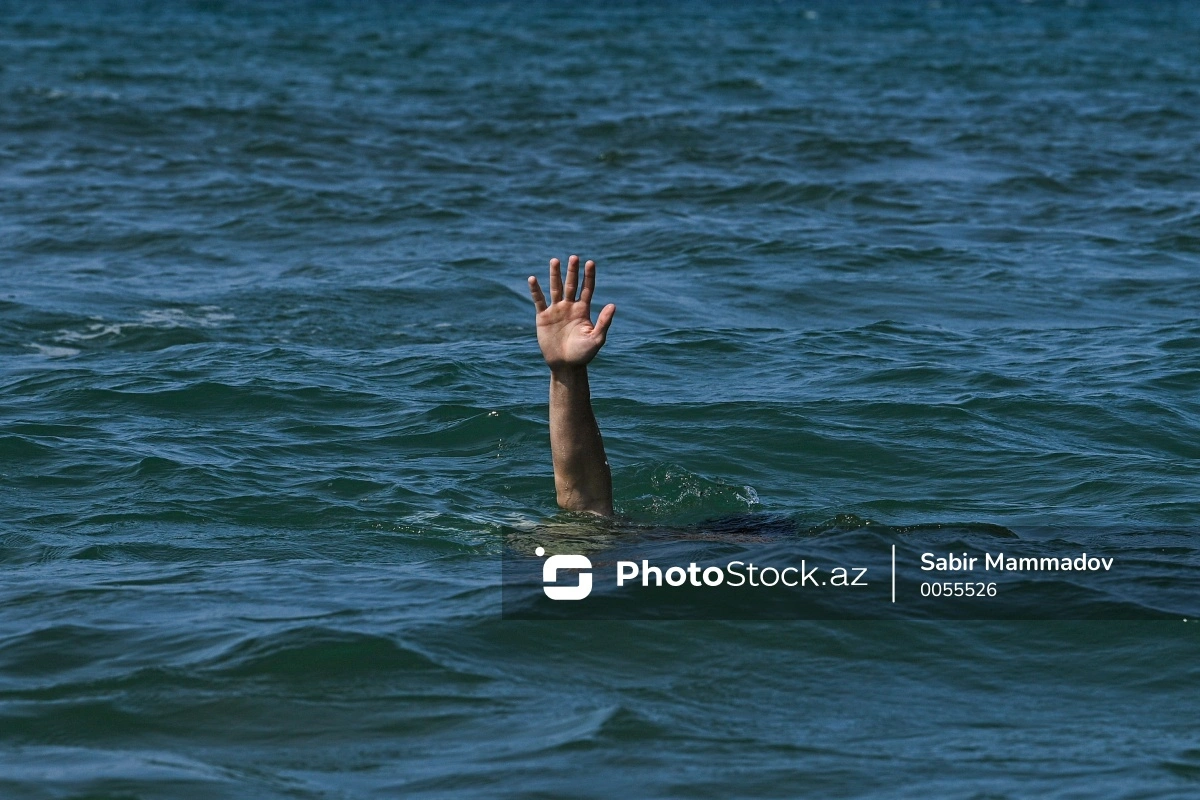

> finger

[
  {"left": 580, "top": 259, "right": 596, "bottom": 305},
  {"left": 549, "top": 258, "right": 563, "bottom": 303},
  {"left": 564, "top": 254, "right": 580, "bottom": 302},
  {"left": 528, "top": 276, "right": 547, "bottom": 313},
  {"left": 594, "top": 303, "right": 616, "bottom": 338}
]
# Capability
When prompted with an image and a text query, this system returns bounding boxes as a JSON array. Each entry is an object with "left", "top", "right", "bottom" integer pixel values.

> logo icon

[{"left": 536, "top": 546, "right": 593, "bottom": 600}]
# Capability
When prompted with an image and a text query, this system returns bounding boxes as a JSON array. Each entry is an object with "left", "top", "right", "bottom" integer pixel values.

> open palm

[{"left": 528, "top": 255, "right": 616, "bottom": 370}]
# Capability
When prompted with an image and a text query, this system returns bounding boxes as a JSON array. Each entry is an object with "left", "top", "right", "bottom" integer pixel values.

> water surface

[{"left": 2, "top": 1, "right": 1199, "bottom": 797}]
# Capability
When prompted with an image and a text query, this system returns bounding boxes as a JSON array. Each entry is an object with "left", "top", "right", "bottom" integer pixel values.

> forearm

[{"left": 548, "top": 366, "right": 613, "bottom": 516}]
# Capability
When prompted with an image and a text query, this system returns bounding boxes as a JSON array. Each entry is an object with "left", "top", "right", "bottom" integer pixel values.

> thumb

[{"left": 593, "top": 304, "right": 616, "bottom": 337}]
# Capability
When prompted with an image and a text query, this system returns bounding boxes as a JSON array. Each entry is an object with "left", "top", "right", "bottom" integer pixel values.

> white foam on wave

[
  {"left": 55, "top": 321, "right": 125, "bottom": 342},
  {"left": 20, "top": 85, "right": 120, "bottom": 101},
  {"left": 139, "top": 306, "right": 236, "bottom": 328},
  {"left": 27, "top": 343, "right": 81, "bottom": 358},
  {"left": 52, "top": 307, "right": 237, "bottom": 344}
]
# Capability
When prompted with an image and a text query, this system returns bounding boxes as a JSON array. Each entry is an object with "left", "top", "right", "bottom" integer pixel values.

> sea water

[{"left": 2, "top": 1, "right": 1199, "bottom": 796}]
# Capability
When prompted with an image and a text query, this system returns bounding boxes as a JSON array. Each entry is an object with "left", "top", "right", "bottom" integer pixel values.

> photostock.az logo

[{"left": 536, "top": 547, "right": 592, "bottom": 600}]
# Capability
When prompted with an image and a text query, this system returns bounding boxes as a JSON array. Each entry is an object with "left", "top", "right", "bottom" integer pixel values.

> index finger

[{"left": 579, "top": 259, "right": 596, "bottom": 305}]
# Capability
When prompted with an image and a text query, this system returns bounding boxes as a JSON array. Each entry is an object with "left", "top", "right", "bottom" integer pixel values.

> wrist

[
  {"left": 549, "top": 365, "right": 590, "bottom": 395},
  {"left": 549, "top": 364, "right": 588, "bottom": 381}
]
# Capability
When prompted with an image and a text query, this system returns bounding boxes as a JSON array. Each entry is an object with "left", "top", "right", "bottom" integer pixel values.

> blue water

[{"left": 2, "top": 1, "right": 1199, "bottom": 797}]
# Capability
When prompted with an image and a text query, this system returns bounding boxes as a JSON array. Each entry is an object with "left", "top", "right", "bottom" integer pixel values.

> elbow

[{"left": 556, "top": 488, "right": 613, "bottom": 517}]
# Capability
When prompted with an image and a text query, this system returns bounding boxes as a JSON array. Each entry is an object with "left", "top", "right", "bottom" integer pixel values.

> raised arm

[{"left": 527, "top": 255, "right": 617, "bottom": 516}]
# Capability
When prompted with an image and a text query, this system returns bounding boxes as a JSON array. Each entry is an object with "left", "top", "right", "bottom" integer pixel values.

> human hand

[{"left": 527, "top": 255, "right": 616, "bottom": 371}]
